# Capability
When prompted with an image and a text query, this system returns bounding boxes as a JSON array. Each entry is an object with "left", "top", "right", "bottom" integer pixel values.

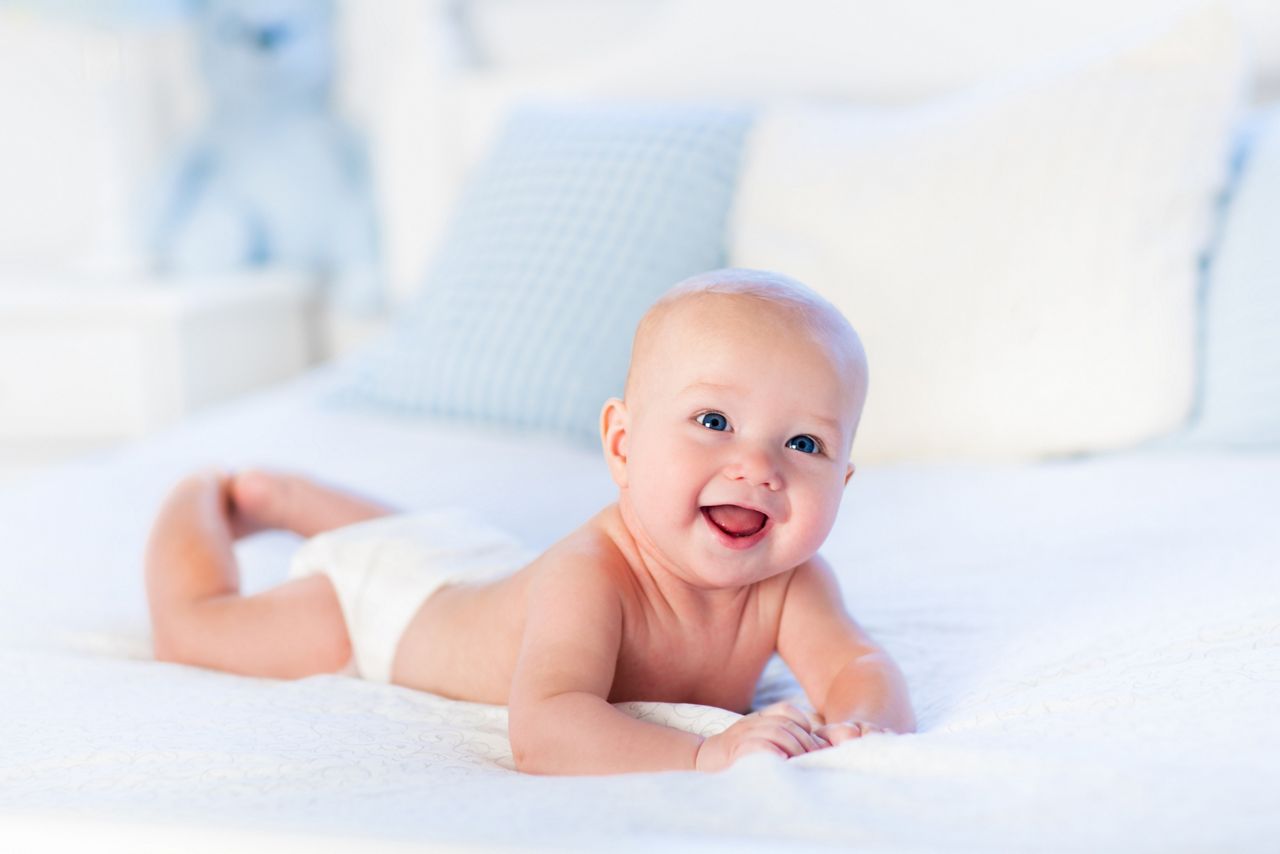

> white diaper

[{"left": 287, "top": 508, "right": 536, "bottom": 683}]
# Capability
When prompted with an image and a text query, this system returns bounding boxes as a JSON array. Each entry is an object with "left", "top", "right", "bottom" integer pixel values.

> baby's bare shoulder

[
  {"left": 520, "top": 512, "right": 634, "bottom": 596},
  {"left": 510, "top": 516, "right": 631, "bottom": 698}
]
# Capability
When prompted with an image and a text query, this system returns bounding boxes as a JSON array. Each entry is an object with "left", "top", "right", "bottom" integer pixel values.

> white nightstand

[{"left": 0, "top": 272, "right": 324, "bottom": 483}]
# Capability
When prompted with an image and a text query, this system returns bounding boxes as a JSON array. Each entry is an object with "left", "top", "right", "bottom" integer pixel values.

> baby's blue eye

[
  {"left": 696, "top": 411, "right": 729, "bottom": 431},
  {"left": 786, "top": 435, "right": 820, "bottom": 454}
]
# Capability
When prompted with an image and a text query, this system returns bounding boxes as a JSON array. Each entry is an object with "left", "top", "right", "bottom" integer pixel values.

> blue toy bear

[{"left": 152, "top": 0, "right": 382, "bottom": 314}]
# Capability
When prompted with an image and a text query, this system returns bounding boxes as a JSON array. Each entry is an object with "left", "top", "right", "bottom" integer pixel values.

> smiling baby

[{"left": 144, "top": 267, "right": 916, "bottom": 775}]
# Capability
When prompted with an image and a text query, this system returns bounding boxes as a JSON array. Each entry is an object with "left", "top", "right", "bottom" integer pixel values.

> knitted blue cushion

[{"left": 334, "top": 102, "right": 752, "bottom": 444}]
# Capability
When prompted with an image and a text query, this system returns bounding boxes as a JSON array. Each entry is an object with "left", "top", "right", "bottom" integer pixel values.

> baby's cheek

[
  {"left": 633, "top": 452, "right": 700, "bottom": 530},
  {"left": 792, "top": 487, "right": 843, "bottom": 549}
]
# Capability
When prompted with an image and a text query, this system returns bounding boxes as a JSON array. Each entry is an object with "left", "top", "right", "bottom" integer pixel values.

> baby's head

[{"left": 601, "top": 268, "right": 868, "bottom": 588}]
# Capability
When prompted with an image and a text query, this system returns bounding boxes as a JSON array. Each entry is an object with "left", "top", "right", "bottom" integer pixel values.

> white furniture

[{"left": 0, "top": 272, "right": 321, "bottom": 482}]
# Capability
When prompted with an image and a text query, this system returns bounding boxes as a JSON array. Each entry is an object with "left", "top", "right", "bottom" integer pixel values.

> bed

[
  {"left": 3, "top": 0, "right": 1280, "bottom": 850},
  {"left": 1, "top": 366, "right": 1277, "bottom": 851}
]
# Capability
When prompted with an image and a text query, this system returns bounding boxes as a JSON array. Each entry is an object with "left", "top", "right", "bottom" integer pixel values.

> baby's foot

[
  {"left": 227, "top": 469, "right": 299, "bottom": 539},
  {"left": 229, "top": 468, "right": 393, "bottom": 539}
]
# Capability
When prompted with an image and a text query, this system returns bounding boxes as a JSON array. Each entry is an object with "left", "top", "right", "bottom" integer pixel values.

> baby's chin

[
  {"left": 690, "top": 558, "right": 797, "bottom": 591},
  {"left": 686, "top": 528, "right": 803, "bottom": 584}
]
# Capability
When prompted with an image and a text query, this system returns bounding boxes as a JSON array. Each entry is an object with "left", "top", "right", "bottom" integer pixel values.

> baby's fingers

[
  {"left": 816, "top": 722, "right": 865, "bottom": 745},
  {"left": 763, "top": 719, "right": 829, "bottom": 756},
  {"left": 735, "top": 737, "right": 788, "bottom": 763},
  {"left": 817, "top": 722, "right": 895, "bottom": 745},
  {"left": 758, "top": 701, "right": 822, "bottom": 733},
  {"left": 781, "top": 719, "right": 831, "bottom": 753}
]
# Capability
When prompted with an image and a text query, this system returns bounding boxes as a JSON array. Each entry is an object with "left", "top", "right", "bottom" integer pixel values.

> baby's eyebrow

[
  {"left": 804, "top": 414, "right": 844, "bottom": 433},
  {"left": 679, "top": 380, "right": 741, "bottom": 395},
  {"left": 679, "top": 381, "right": 843, "bottom": 433}
]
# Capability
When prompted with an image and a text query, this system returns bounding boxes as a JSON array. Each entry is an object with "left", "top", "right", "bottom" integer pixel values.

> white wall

[{"left": 0, "top": 9, "right": 198, "bottom": 279}]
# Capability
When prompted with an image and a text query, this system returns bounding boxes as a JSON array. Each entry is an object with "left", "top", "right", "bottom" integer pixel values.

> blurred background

[{"left": 1, "top": 0, "right": 1277, "bottom": 483}]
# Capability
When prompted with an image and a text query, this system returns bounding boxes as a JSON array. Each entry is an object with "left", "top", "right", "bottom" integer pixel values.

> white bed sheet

[{"left": 1, "top": 365, "right": 1277, "bottom": 852}]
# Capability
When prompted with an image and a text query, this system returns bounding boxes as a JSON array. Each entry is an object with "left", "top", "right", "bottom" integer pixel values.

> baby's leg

[{"left": 145, "top": 469, "right": 386, "bottom": 679}]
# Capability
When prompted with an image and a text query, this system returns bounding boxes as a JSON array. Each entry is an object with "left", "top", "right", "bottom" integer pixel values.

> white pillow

[{"left": 731, "top": 3, "right": 1247, "bottom": 463}]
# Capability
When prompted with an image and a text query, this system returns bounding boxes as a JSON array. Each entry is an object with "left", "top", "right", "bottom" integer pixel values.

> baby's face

[{"left": 609, "top": 296, "right": 865, "bottom": 589}]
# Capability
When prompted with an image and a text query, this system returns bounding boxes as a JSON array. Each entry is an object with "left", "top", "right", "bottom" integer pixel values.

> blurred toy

[{"left": 152, "top": 0, "right": 382, "bottom": 313}]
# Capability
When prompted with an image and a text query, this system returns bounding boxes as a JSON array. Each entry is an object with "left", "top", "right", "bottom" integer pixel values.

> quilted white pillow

[{"left": 731, "top": 2, "right": 1246, "bottom": 463}]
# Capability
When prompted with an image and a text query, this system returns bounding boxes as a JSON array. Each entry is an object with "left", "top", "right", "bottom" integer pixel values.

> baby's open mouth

[{"left": 701, "top": 505, "right": 768, "bottom": 538}]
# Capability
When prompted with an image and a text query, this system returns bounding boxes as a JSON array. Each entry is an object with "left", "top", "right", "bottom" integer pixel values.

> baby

[{"left": 145, "top": 268, "right": 915, "bottom": 775}]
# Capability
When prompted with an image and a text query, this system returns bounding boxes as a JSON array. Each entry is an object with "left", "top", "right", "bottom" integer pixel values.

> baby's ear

[
  {"left": 844, "top": 461, "right": 855, "bottom": 487},
  {"left": 600, "top": 398, "right": 630, "bottom": 488}
]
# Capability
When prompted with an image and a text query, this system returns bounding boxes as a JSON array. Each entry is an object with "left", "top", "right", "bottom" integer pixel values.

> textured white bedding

[{"left": 1, "top": 366, "right": 1277, "bottom": 851}]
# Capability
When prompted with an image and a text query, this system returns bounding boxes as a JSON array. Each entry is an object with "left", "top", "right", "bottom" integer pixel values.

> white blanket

[{"left": 1, "top": 366, "right": 1276, "bottom": 851}]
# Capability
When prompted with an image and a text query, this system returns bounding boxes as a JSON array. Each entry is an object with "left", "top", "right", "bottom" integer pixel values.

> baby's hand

[
  {"left": 694, "top": 702, "right": 831, "bottom": 772},
  {"left": 813, "top": 719, "right": 895, "bottom": 745}
]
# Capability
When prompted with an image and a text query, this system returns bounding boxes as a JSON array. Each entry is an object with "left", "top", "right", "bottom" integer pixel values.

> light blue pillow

[
  {"left": 1182, "top": 104, "right": 1280, "bottom": 449},
  {"left": 333, "top": 102, "right": 752, "bottom": 444}
]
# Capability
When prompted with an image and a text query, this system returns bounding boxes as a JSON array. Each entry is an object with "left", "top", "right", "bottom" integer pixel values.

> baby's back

[{"left": 390, "top": 505, "right": 790, "bottom": 712}]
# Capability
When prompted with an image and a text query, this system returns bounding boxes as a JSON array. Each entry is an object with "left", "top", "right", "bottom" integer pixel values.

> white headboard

[{"left": 337, "top": 0, "right": 1280, "bottom": 304}]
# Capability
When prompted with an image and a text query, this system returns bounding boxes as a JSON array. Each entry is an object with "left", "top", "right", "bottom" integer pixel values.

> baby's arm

[
  {"left": 776, "top": 555, "right": 917, "bottom": 739},
  {"left": 507, "top": 557, "right": 703, "bottom": 774},
  {"left": 507, "top": 556, "right": 825, "bottom": 774}
]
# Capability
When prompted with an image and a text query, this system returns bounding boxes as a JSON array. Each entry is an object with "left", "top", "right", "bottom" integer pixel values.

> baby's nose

[{"left": 726, "top": 444, "right": 783, "bottom": 491}]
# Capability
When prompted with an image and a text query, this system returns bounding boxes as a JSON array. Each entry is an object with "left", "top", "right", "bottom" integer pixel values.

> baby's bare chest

[{"left": 607, "top": 616, "right": 779, "bottom": 714}]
